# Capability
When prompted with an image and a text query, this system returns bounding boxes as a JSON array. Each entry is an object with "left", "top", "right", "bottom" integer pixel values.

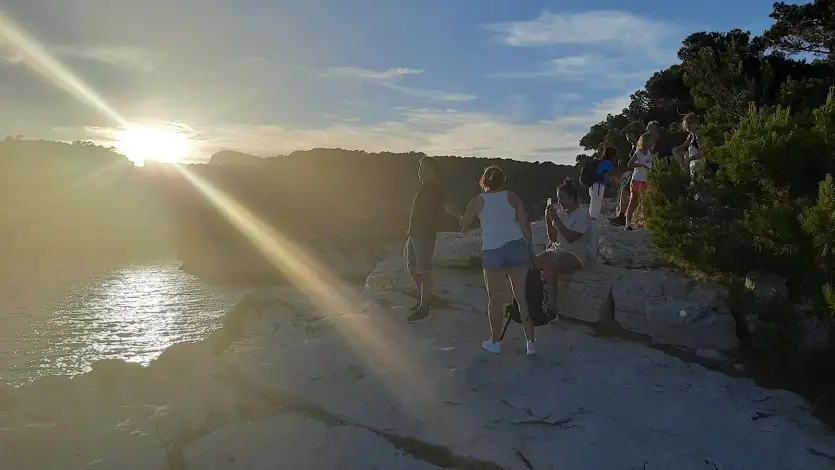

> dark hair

[
  {"left": 557, "top": 178, "right": 580, "bottom": 202},
  {"left": 480, "top": 165, "right": 505, "bottom": 191},
  {"left": 682, "top": 112, "right": 700, "bottom": 130},
  {"left": 419, "top": 156, "right": 439, "bottom": 173},
  {"left": 603, "top": 146, "right": 617, "bottom": 160}
]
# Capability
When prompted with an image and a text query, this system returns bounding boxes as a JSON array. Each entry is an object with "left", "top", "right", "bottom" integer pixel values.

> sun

[{"left": 114, "top": 125, "right": 193, "bottom": 167}]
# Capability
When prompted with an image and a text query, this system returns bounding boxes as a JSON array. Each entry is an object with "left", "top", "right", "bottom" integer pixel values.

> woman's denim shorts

[{"left": 482, "top": 239, "right": 531, "bottom": 269}]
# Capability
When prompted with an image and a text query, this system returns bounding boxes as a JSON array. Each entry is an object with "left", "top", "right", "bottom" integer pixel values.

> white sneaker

[
  {"left": 526, "top": 341, "right": 537, "bottom": 356},
  {"left": 481, "top": 340, "right": 501, "bottom": 355}
]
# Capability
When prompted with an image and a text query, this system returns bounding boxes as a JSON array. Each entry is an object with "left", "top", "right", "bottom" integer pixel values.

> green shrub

[
  {"left": 800, "top": 174, "right": 835, "bottom": 316},
  {"left": 646, "top": 90, "right": 835, "bottom": 349}
]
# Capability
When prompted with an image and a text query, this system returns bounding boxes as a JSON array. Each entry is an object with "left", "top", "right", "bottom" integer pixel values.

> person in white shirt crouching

[{"left": 535, "top": 178, "right": 592, "bottom": 313}]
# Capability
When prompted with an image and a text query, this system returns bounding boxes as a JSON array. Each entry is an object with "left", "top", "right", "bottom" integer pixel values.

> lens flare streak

[{"left": 0, "top": 13, "right": 126, "bottom": 126}]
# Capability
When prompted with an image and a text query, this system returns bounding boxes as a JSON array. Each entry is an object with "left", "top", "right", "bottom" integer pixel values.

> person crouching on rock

[
  {"left": 459, "top": 165, "right": 537, "bottom": 356},
  {"left": 405, "top": 156, "right": 462, "bottom": 323},
  {"left": 535, "top": 179, "right": 592, "bottom": 312}
]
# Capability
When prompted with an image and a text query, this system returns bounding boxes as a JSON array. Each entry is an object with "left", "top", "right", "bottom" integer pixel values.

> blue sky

[{"left": 0, "top": 0, "right": 782, "bottom": 164}]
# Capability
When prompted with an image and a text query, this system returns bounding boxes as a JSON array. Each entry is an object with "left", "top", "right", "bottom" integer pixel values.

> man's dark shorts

[{"left": 405, "top": 236, "right": 436, "bottom": 274}]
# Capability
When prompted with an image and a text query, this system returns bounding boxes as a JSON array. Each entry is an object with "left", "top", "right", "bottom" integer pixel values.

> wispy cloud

[
  {"left": 491, "top": 54, "right": 660, "bottom": 89},
  {"left": 50, "top": 46, "right": 155, "bottom": 73},
  {"left": 74, "top": 94, "right": 629, "bottom": 164},
  {"left": 320, "top": 65, "right": 477, "bottom": 102},
  {"left": 320, "top": 66, "right": 425, "bottom": 80},
  {"left": 489, "top": 10, "right": 672, "bottom": 48}
]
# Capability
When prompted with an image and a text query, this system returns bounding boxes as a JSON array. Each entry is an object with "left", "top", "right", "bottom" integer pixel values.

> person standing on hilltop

[
  {"left": 624, "top": 132, "right": 656, "bottom": 231},
  {"left": 609, "top": 131, "right": 637, "bottom": 226},
  {"left": 674, "top": 112, "right": 704, "bottom": 178},
  {"left": 405, "top": 156, "right": 462, "bottom": 323},
  {"left": 459, "top": 165, "right": 537, "bottom": 356},
  {"left": 646, "top": 121, "right": 679, "bottom": 167}
]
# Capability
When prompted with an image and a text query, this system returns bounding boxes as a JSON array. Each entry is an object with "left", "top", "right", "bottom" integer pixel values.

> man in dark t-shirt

[{"left": 405, "top": 156, "right": 460, "bottom": 323}]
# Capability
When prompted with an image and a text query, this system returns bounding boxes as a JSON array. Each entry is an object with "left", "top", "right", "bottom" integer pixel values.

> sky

[{"left": 0, "top": 0, "right": 783, "bottom": 164}]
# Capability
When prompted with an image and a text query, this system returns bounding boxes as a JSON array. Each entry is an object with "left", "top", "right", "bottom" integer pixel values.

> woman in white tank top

[{"left": 459, "top": 165, "right": 536, "bottom": 356}]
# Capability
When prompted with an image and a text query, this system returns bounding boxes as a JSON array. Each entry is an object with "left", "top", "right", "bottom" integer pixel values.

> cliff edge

[{"left": 0, "top": 218, "right": 832, "bottom": 469}]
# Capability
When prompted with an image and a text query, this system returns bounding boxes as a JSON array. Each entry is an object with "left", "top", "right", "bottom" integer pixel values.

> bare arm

[
  {"left": 509, "top": 193, "right": 533, "bottom": 251},
  {"left": 443, "top": 201, "right": 462, "bottom": 219},
  {"left": 674, "top": 134, "right": 694, "bottom": 167},
  {"left": 458, "top": 196, "right": 482, "bottom": 231},
  {"left": 545, "top": 214, "right": 558, "bottom": 243}
]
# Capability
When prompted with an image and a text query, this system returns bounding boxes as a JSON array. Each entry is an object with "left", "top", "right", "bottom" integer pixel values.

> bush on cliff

[
  {"left": 647, "top": 91, "right": 835, "bottom": 313},
  {"left": 645, "top": 91, "right": 835, "bottom": 388}
]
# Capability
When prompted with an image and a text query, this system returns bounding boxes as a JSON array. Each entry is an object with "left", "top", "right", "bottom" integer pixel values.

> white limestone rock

[
  {"left": 364, "top": 258, "right": 415, "bottom": 297},
  {"left": 613, "top": 269, "right": 739, "bottom": 350},
  {"left": 228, "top": 295, "right": 835, "bottom": 470},
  {"left": 555, "top": 263, "right": 625, "bottom": 323},
  {"left": 598, "top": 223, "right": 661, "bottom": 269},
  {"left": 433, "top": 220, "right": 550, "bottom": 268},
  {"left": 315, "top": 247, "right": 377, "bottom": 281},
  {"left": 434, "top": 230, "right": 482, "bottom": 268},
  {"left": 183, "top": 415, "right": 443, "bottom": 470},
  {"left": 0, "top": 341, "right": 238, "bottom": 470}
]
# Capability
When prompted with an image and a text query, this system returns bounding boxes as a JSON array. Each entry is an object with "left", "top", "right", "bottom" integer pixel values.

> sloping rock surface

[{"left": 1, "top": 211, "right": 832, "bottom": 469}]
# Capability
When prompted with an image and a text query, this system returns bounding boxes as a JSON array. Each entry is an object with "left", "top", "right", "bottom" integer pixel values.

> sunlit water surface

[{"left": 0, "top": 260, "right": 249, "bottom": 386}]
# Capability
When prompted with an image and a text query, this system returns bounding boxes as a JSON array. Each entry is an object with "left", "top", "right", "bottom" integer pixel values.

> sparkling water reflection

[{"left": 0, "top": 260, "right": 247, "bottom": 385}]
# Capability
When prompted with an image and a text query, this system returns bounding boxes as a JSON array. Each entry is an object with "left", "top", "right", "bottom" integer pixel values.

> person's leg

[
  {"left": 407, "top": 237, "right": 435, "bottom": 322},
  {"left": 534, "top": 251, "right": 555, "bottom": 270},
  {"left": 507, "top": 266, "right": 534, "bottom": 340},
  {"left": 618, "top": 182, "right": 630, "bottom": 214},
  {"left": 625, "top": 184, "right": 642, "bottom": 230},
  {"left": 505, "top": 240, "right": 536, "bottom": 355},
  {"left": 417, "top": 237, "right": 436, "bottom": 309},
  {"left": 541, "top": 251, "right": 583, "bottom": 311},
  {"left": 481, "top": 246, "right": 511, "bottom": 353},
  {"left": 404, "top": 237, "right": 422, "bottom": 310},
  {"left": 482, "top": 267, "right": 511, "bottom": 351},
  {"left": 609, "top": 179, "right": 630, "bottom": 225}
]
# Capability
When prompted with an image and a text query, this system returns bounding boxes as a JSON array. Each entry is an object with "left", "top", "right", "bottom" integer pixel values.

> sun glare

[{"left": 114, "top": 125, "right": 193, "bottom": 167}]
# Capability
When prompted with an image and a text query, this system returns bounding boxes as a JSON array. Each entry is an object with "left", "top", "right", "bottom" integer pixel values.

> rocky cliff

[
  {"left": 370, "top": 218, "right": 740, "bottom": 352},
  {"left": 1, "top": 218, "right": 832, "bottom": 470}
]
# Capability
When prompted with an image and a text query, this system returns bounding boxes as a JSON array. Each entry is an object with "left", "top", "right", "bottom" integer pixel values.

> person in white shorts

[{"left": 535, "top": 178, "right": 591, "bottom": 312}]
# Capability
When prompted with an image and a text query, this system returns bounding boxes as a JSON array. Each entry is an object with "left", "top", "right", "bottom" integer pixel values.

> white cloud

[
  {"left": 321, "top": 66, "right": 424, "bottom": 80},
  {"left": 320, "top": 65, "right": 477, "bottom": 102},
  {"left": 75, "top": 94, "right": 630, "bottom": 165},
  {"left": 384, "top": 83, "right": 477, "bottom": 102},
  {"left": 489, "top": 10, "right": 673, "bottom": 48},
  {"left": 50, "top": 46, "right": 155, "bottom": 72},
  {"left": 492, "top": 54, "right": 661, "bottom": 89}
]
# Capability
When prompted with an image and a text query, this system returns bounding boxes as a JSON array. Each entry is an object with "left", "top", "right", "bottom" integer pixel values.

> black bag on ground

[
  {"left": 578, "top": 159, "right": 601, "bottom": 188},
  {"left": 500, "top": 269, "right": 556, "bottom": 340}
]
